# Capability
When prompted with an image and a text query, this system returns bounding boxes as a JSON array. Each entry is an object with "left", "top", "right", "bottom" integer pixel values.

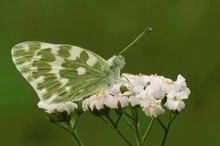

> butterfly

[{"left": 11, "top": 27, "right": 151, "bottom": 104}]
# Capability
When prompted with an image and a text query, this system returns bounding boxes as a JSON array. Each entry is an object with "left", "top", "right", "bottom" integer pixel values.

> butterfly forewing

[{"left": 12, "top": 41, "right": 113, "bottom": 103}]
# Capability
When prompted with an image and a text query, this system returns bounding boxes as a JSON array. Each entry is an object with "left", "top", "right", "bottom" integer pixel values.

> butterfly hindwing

[{"left": 12, "top": 41, "right": 113, "bottom": 103}]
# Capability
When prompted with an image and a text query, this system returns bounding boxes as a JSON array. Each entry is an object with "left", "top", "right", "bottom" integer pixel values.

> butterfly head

[{"left": 107, "top": 55, "right": 125, "bottom": 70}]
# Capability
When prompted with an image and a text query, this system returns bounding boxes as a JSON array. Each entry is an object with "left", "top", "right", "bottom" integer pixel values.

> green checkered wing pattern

[{"left": 12, "top": 41, "right": 116, "bottom": 103}]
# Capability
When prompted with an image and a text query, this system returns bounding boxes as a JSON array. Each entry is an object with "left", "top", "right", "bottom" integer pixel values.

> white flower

[
  {"left": 82, "top": 98, "right": 90, "bottom": 111},
  {"left": 140, "top": 98, "right": 165, "bottom": 118},
  {"left": 82, "top": 90, "right": 106, "bottom": 111},
  {"left": 104, "top": 84, "right": 129, "bottom": 109},
  {"left": 148, "top": 74, "right": 166, "bottom": 87},
  {"left": 162, "top": 74, "right": 190, "bottom": 95},
  {"left": 129, "top": 94, "right": 141, "bottom": 107},
  {"left": 38, "top": 101, "right": 78, "bottom": 114},
  {"left": 128, "top": 86, "right": 143, "bottom": 107},
  {"left": 145, "top": 85, "right": 165, "bottom": 100},
  {"left": 162, "top": 79, "right": 175, "bottom": 93},
  {"left": 176, "top": 74, "right": 191, "bottom": 95},
  {"left": 128, "top": 74, "right": 167, "bottom": 100},
  {"left": 104, "top": 94, "right": 129, "bottom": 109},
  {"left": 165, "top": 90, "right": 189, "bottom": 111},
  {"left": 125, "top": 74, "right": 150, "bottom": 87},
  {"left": 131, "top": 84, "right": 165, "bottom": 101}
]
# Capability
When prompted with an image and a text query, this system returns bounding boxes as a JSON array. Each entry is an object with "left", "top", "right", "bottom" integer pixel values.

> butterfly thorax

[{"left": 107, "top": 55, "right": 125, "bottom": 81}]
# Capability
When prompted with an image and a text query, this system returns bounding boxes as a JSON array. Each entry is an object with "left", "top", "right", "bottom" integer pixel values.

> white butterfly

[{"left": 11, "top": 28, "right": 151, "bottom": 104}]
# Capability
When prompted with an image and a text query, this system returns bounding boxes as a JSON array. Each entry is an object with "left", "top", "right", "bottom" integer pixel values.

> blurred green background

[{"left": 1, "top": 0, "right": 220, "bottom": 146}]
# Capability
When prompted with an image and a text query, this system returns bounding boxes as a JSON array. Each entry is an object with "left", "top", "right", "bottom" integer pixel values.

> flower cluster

[
  {"left": 127, "top": 74, "right": 190, "bottom": 117},
  {"left": 38, "top": 74, "right": 190, "bottom": 118},
  {"left": 38, "top": 101, "right": 78, "bottom": 114},
  {"left": 82, "top": 73, "right": 190, "bottom": 117}
]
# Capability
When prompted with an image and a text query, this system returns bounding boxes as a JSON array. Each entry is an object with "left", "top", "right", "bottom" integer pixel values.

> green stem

[
  {"left": 157, "top": 118, "right": 166, "bottom": 131},
  {"left": 123, "top": 110, "right": 134, "bottom": 120},
  {"left": 123, "top": 115, "right": 135, "bottom": 130},
  {"left": 104, "top": 115, "right": 133, "bottom": 146},
  {"left": 55, "top": 122, "right": 83, "bottom": 146},
  {"left": 114, "top": 115, "right": 122, "bottom": 128},
  {"left": 67, "top": 119, "right": 84, "bottom": 146},
  {"left": 105, "top": 115, "right": 115, "bottom": 126},
  {"left": 55, "top": 122, "right": 69, "bottom": 133},
  {"left": 71, "top": 114, "right": 79, "bottom": 129},
  {"left": 160, "top": 113, "right": 178, "bottom": 146},
  {"left": 100, "top": 116, "right": 112, "bottom": 127},
  {"left": 133, "top": 108, "right": 142, "bottom": 146},
  {"left": 115, "top": 129, "right": 133, "bottom": 146},
  {"left": 168, "top": 111, "right": 172, "bottom": 121},
  {"left": 71, "top": 129, "right": 84, "bottom": 146},
  {"left": 142, "top": 118, "right": 155, "bottom": 144}
]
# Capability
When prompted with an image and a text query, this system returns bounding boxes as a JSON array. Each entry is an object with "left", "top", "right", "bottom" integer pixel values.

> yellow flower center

[
  {"left": 173, "top": 96, "right": 179, "bottom": 101},
  {"left": 165, "top": 80, "right": 174, "bottom": 84},
  {"left": 149, "top": 100, "right": 159, "bottom": 108},
  {"left": 95, "top": 89, "right": 105, "bottom": 99}
]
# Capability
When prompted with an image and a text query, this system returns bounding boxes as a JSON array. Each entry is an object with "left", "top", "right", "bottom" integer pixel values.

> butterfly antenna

[
  {"left": 118, "top": 27, "right": 152, "bottom": 55},
  {"left": 121, "top": 76, "right": 134, "bottom": 88}
]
